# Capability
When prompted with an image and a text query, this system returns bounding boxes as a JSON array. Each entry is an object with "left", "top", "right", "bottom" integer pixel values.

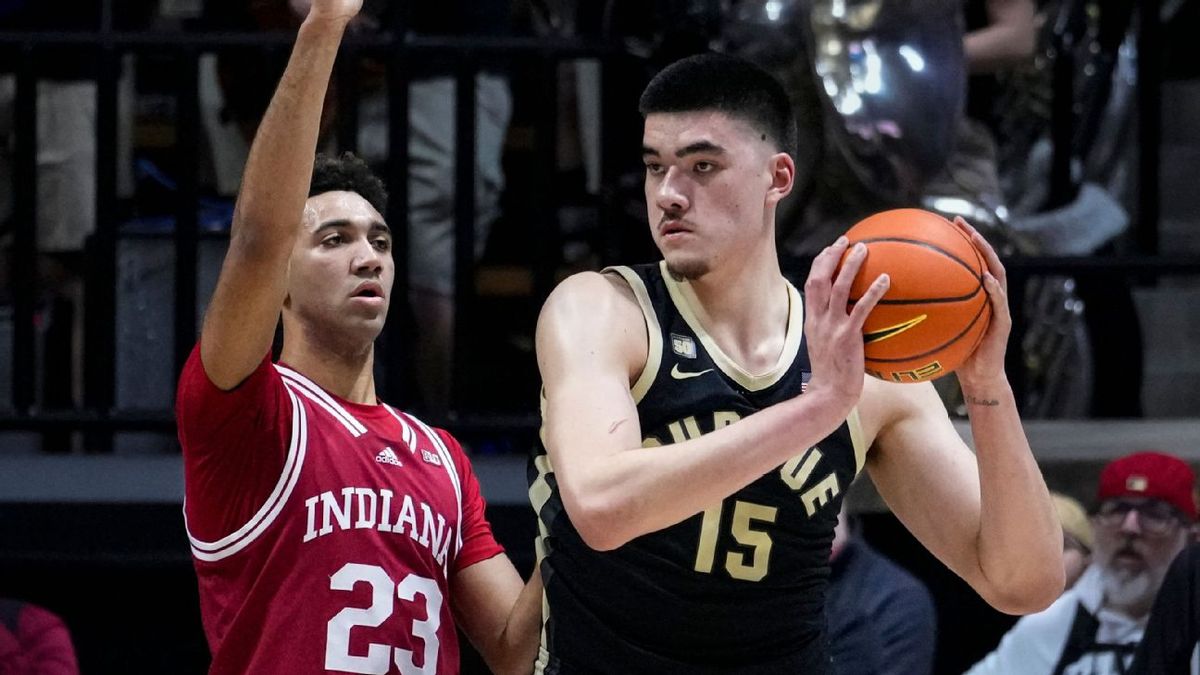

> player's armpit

[
  {"left": 451, "top": 555, "right": 541, "bottom": 675},
  {"left": 200, "top": 244, "right": 292, "bottom": 391}
]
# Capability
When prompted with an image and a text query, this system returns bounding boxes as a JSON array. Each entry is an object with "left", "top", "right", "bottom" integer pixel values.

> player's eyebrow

[
  {"left": 675, "top": 140, "right": 725, "bottom": 157},
  {"left": 314, "top": 219, "right": 391, "bottom": 235},
  {"left": 642, "top": 140, "right": 727, "bottom": 158}
]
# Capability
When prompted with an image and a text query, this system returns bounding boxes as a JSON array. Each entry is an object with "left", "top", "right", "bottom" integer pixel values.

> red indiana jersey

[{"left": 176, "top": 346, "right": 504, "bottom": 675}]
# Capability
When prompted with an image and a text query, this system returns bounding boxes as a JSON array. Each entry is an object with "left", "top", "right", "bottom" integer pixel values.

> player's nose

[
  {"left": 352, "top": 239, "right": 384, "bottom": 274},
  {"left": 655, "top": 167, "right": 690, "bottom": 213}
]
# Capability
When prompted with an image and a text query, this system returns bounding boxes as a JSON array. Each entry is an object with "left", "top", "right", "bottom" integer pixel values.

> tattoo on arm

[{"left": 966, "top": 395, "right": 1000, "bottom": 407}]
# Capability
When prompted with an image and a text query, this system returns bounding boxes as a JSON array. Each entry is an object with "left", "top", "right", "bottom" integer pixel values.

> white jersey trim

[
  {"left": 389, "top": 407, "right": 465, "bottom": 559},
  {"left": 274, "top": 365, "right": 367, "bottom": 437},
  {"left": 187, "top": 384, "right": 309, "bottom": 562}
]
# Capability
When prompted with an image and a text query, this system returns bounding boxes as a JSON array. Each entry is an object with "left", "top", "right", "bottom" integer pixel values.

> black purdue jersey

[{"left": 530, "top": 262, "right": 868, "bottom": 674}]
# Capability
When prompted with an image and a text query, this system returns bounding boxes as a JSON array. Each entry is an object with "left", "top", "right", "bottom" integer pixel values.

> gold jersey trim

[
  {"left": 603, "top": 266, "right": 664, "bottom": 404},
  {"left": 659, "top": 261, "right": 805, "bottom": 392},
  {"left": 847, "top": 406, "right": 868, "bottom": 476}
]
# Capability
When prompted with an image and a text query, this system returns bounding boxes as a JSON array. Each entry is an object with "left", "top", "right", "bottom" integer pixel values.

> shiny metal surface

[
  {"left": 807, "top": 0, "right": 966, "bottom": 200},
  {"left": 718, "top": 0, "right": 967, "bottom": 200}
]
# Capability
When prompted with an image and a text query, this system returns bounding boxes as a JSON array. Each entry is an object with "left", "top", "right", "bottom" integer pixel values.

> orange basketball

[{"left": 839, "top": 209, "right": 991, "bottom": 383}]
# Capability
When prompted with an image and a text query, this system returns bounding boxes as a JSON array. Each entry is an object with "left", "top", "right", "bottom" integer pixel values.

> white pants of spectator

[
  {"left": 358, "top": 74, "right": 513, "bottom": 297},
  {"left": 0, "top": 70, "right": 133, "bottom": 252}
]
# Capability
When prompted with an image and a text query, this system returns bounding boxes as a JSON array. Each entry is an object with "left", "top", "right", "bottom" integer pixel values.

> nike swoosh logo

[
  {"left": 863, "top": 314, "right": 928, "bottom": 344},
  {"left": 671, "top": 364, "right": 714, "bottom": 380}
]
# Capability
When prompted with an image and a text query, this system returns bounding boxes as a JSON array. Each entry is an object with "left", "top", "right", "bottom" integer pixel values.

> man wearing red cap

[{"left": 967, "top": 451, "right": 1197, "bottom": 675}]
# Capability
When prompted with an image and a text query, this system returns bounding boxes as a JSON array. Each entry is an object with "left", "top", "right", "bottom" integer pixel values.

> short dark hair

[
  {"left": 309, "top": 152, "right": 388, "bottom": 214},
  {"left": 638, "top": 53, "right": 797, "bottom": 154}
]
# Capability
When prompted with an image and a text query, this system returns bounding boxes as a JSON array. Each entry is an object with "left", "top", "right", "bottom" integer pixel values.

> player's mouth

[
  {"left": 350, "top": 281, "right": 386, "bottom": 304},
  {"left": 659, "top": 219, "right": 693, "bottom": 240}
]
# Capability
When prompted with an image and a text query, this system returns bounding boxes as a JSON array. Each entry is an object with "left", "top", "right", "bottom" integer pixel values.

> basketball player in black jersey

[{"left": 529, "top": 53, "right": 1064, "bottom": 673}]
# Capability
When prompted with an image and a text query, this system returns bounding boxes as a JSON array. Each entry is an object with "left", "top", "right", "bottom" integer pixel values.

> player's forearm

[
  {"left": 557, "top": 393, "right": 852, "bottom": 550},
  {"left": 489, "top": 567, "right": 542, "bottom": 675},
  {"left": 963, "top": 378, "right": 1064, "bottom": 613},
  {"left": 230, "top": 16, "right": 347, "bottom": 253}
]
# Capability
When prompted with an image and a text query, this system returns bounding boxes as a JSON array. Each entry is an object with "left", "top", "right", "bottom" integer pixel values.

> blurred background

[{"left": 1, "top": 0, "right": 1198, "bottom": 672}]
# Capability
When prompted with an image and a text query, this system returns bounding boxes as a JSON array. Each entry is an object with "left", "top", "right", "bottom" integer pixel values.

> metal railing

[{"left": 0, "top": 9, "right": 633, "bottom": 449}]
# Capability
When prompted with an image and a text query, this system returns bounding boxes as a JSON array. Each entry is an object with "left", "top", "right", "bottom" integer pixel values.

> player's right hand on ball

[{"left": 803, "top": 236, "right": 889, "bottom": 408}]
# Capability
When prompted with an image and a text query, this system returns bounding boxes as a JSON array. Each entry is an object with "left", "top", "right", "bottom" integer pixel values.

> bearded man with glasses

[{"left": 967, "top": 451, "right": 1197, "bottom": 675}]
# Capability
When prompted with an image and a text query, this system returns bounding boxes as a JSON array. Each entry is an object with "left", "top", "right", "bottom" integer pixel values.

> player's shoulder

[
  {"left": 539, "top": 270, "right": 643, "bottom": 334},
  {"left": 548, "top": 269, "right": 638, "bottom": 305}
]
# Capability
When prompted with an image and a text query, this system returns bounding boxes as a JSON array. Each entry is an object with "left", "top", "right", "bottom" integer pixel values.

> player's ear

[{"left": 766, "top": 152, "right": 795, "bottom": 203}]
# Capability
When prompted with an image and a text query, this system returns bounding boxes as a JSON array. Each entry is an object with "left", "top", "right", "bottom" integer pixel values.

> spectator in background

[
  {"left": 923, "top": 0, "right": 1037, "bottom": 221},
  {"left": 1130, "top": 542, "right": 1200, "bottom": 675},
  {"left": 0, "top": 1, "right": 141, "bottom": 449},
  {"left": 1053, "top": 491, "right": 1095, "bottom": 589},
  {"left": 826, "top": 500, "right": 937, "bottom": 675},
  {"left": 0, "top": 598, "right": 78, "bottom": 674},
  {"left": 967, "top": 451, "right": 1196, "bottom": 675},
  {"left": 357, "top": 1, "right": 513, "bottom": 420}
]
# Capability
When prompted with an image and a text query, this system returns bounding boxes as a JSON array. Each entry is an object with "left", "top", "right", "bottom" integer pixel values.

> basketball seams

[
  {"left": 855, "top": 237, "right": 982, "bottom": 282},
  {"left": 858, "top": 291, "right": 984, "bottom": 306}
]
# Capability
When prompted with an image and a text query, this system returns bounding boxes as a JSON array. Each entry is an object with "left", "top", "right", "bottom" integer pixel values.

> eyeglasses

[{"left": 1094, "top": 500, "right": 1185, "bottom": 537}]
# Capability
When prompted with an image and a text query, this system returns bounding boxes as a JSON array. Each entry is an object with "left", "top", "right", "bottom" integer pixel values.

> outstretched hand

[
  {"left": 291, "top": 0, "right": 362, "bottom": 23},
  {"left": 803, "top": 236, "right": 890, "bottom": 408},
  {"left": 953, "top": 216, "right": 1012, "bottom": 389}
]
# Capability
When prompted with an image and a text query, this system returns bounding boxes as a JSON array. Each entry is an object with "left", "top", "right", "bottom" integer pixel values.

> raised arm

[
  {"left": 200, "top": 0, "right": 361, "bottom": 390},
  {"left": 540, "top": 240, "right": 889, "bottom": 550},
  {"left": 863, "top": 218, "right": 1063, "bottom": 615}
]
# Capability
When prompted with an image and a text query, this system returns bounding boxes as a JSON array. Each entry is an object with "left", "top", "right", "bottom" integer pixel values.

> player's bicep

[
  {"left": 201, "top": 237, "right": 293, "bottom": 390},
  {"left": 536, "top": 274, "right": 646, "bottom": 498},
  {"left": 865, "top": 381, "right": 986, "bottom": 583}
]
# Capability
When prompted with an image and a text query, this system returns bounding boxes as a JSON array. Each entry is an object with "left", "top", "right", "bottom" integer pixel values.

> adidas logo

[{"left": 375, "top": 447, "right": 403, "bottom": 467}]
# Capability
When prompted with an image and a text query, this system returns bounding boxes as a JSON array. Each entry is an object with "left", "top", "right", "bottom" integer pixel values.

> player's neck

[
  {"left": 280, "top": 336, "right": 378, "bottom": 405},
  {"left": 683, "top": 247, "right": 789, "bottom": 372}
]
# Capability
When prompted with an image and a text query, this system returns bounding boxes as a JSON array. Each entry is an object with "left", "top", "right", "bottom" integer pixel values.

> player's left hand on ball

[
  {"left": 804, "top": 236, "right": 890, "bottom": 407},
  {"left": 953, "top": 216, "right": 1011, "bottom": 388}
]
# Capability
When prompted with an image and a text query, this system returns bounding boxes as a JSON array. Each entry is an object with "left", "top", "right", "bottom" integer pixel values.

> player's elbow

[
  {"left": 984, "top": 566, "right": 1064, "bottom": 615},
  {"left": 563, "top": 491, "right": 632, "bottom": 551}
]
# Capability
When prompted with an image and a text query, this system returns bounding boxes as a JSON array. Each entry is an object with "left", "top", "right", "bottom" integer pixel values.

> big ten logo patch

[{"left": 671, "top": 333, "right": 697, "bottom": 359}]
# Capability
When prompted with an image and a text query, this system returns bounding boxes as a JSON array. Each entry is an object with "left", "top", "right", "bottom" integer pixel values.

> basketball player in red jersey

[{"left": 174, "top": 1, "right": 541, "bottom": 673}]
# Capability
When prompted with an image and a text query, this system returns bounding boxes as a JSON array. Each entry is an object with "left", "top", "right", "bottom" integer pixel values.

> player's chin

[
  {"left": 663, "top": 253, "right": 710, "bottom": 281},
  {"left": 341, "top": 305, "right": 389, "bottom": 334}
]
